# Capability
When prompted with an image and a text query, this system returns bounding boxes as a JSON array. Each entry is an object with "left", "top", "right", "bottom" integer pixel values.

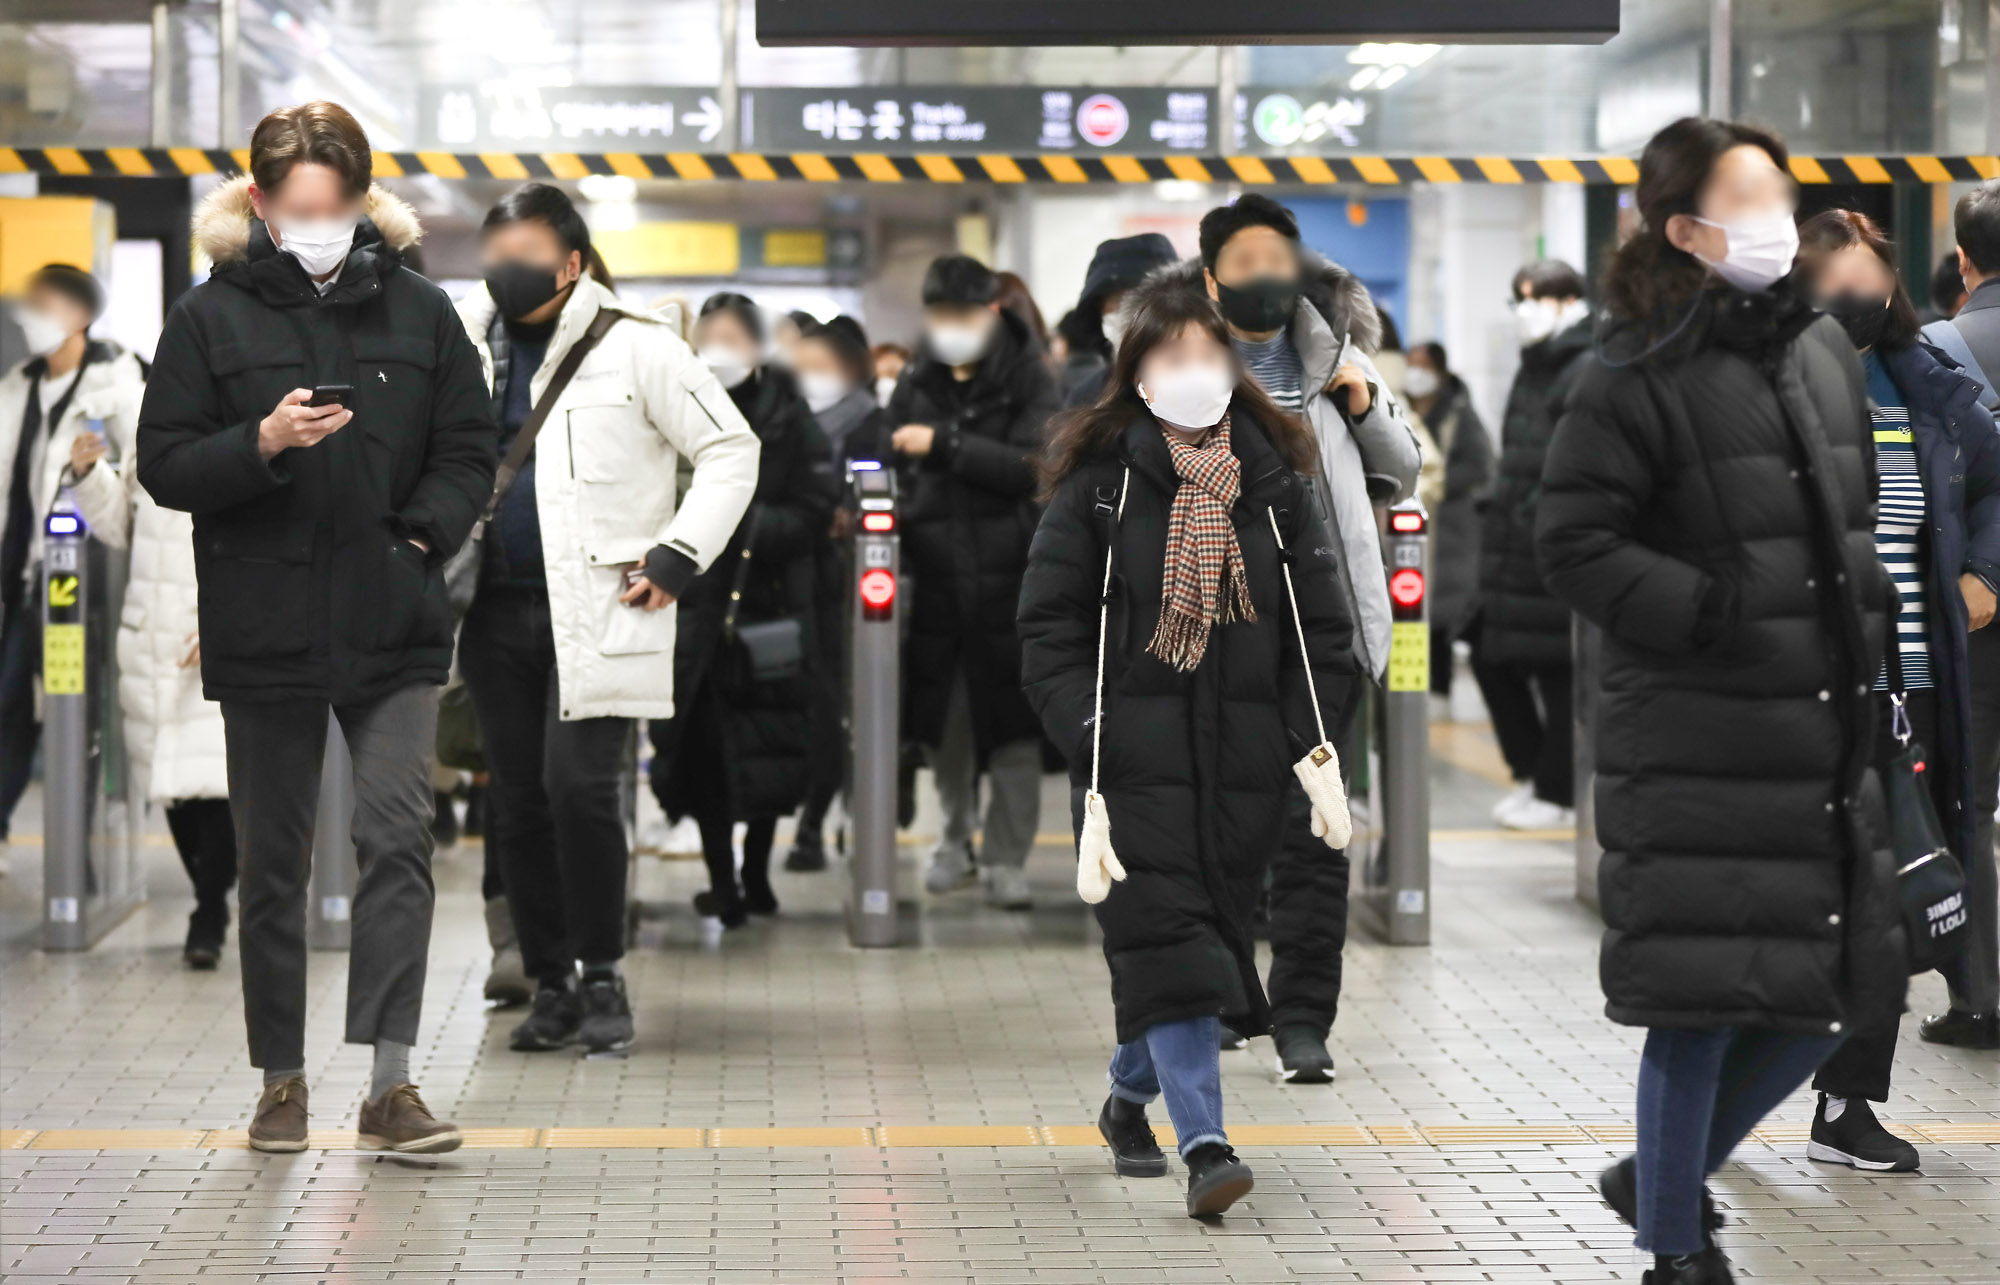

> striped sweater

[{"left": 1865, "top": 352, "right": 1932, "bottom": 691}]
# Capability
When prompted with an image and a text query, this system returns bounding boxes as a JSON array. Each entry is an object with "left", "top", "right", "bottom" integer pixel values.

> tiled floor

[{"left": 1, "top": 729, "right": 1995, "bottom": 1283}]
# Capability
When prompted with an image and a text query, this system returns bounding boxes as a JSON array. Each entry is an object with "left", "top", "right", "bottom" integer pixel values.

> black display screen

[{"left": 756, "top": 0, "right": 1619, "bottom": 47}]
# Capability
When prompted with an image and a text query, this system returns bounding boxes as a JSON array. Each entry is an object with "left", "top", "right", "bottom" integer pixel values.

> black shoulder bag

[
  {"left": 1882, "top": 642, "right": 1970, "bottom": 974},
  {"left": 445, "top": 308, "right": 622, "bottom": 620},
  {"left": 719, "top": 506, "right": 805, "bottom": 687}
]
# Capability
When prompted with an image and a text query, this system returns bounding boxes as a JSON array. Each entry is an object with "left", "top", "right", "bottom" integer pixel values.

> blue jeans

[
  {"left": 1108, "top": 1015, "right": 1227, "bottom": 1157},
  {"left": 1635, "top": 1026, "right": 1844, "bottom": 1254}
]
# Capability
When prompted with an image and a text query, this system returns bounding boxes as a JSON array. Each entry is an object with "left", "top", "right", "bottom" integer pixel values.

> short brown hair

[
  {"left": 1798, "top": 208, "right": 1921, "bottom": 350},
  {"left": 250, "top": 101, "right": 371, "bottom": 197}
]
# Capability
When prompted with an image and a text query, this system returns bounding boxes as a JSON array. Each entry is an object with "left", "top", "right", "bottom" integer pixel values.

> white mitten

[
  {"left": 1076, "top": 789, "right": 1127, "bottom": 904},
  {"left": 1293, "top": 742, "right": 1351, "bottom": 850}
]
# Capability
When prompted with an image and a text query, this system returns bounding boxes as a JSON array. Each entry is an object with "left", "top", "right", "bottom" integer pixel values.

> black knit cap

[
  {"left": 921, "top": 254, "right": 998, "bottom": 307},
  {"left": 1078, "top": 233, "right": 1178, "bottom": 316},
  {"left": 30, "top": 263, "right": 105, "bottom": 319}
]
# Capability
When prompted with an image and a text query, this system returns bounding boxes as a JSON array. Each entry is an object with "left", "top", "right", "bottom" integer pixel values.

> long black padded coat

[
  {"left": 650, "top": 367, "right": 834, "bottom": 820},
  {"left": 888, "top": 309, "right": 1061, "bottom": 762},
  {"left": 1475, "top": 317, "right": 1594, "bottom": 664},
  {"left": 1018, "top": 411, "right": 1357, "bottom": 1043},
  {"left": 1534, "top": 281, "right": 1906, "bottom": 1037}
]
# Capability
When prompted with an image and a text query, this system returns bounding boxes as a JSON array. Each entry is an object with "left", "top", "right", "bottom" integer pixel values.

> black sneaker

[
  {"left": 577, "top": 975, "right": 634, "bottom": 1053},
  {"left": 1183, "top": 1142, "right": 1254, "bottom": 1218},
  {"left": 1641, "top": 1247, "right": 1735, "bottom": 1284},
  {"left": 1273, "top": 1024, "right": 1334, "bottom": 1084},
  {"left": 509, "top": 984, "right": 581, "bottom": 1051},
  {"left": 1808, "top": 1095, "right": 1919, "bottom": 1172},
  {"left": 1096, "top": 1095, "right": 1168, "bottom": 1177},
  {"left": 742, "top": 882, "right": 780, "bottom": 917},
  {"left": 430, "top": 790, "right": 460, "bottom": 848},
  {"left": 1918, "top": 1009, "right": 2000, "bottom": 1049},
  {"left": 784, "top": 832, "right": 828, "bottom": 872},
  {"left": 1599, "top": 1155, "right": 1723, "bottom": 1243},
  {"left": 693, "top": 888, "right": 748, "bottom": 929},
  {"left": 1219, "top": 1023, "right": 1249, "bottom": 1051},
  {"left": 183, "top": 902, "right": 228, "bottom": 970}
]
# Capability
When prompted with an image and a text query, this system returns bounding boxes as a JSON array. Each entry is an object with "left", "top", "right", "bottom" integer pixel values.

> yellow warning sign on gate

[
  {"left": 43, "top": 622, "right": 84, "bottom": 695},
  {"left": 1387, "top": 621, "right": 1430, "bottom": 693},
  {"left": 46, "top": 575, "right": 77, "bottom": 608}
]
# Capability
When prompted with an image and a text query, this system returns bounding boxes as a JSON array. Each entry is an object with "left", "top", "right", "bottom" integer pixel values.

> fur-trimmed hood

[
  {"left": 192, "top": 174, "right": 423, "bottom": 267},
  {"left": 1148, "top": 254, "right": 1382, "bottom": 355}
]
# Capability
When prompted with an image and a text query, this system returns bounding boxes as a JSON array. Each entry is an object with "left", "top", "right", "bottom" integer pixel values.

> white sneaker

[
  {"left": 1498, "top": 796, "right": 1576, "bottom": 831},
  {"left": 924, "top": 842, "right": 977, "bottom": 894},
  {"left": 1490, "top": 783, "right": 1535, "bottom": 824},
  {"left": 983, "top": 864, "right": 1033, "bottom": 911}
]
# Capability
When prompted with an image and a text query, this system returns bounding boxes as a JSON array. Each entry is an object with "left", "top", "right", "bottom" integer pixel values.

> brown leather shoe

[
  {"left": 357, "top": 1084, "right": 462, "bottom": 1154},
  {"left": 248, "top": 1076, "right": 309, "bottom": 1153}
]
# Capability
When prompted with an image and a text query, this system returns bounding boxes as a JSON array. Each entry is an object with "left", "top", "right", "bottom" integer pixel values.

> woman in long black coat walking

[
  {"left": 649, "top": 293, "right": 834, "bottom": 926},
  {"left": 1535, "top": 118, "right": 1905, "bottom": 1285},
  {"left": 1018, "top": 280, "right": 1356, "bottom": 1219}
]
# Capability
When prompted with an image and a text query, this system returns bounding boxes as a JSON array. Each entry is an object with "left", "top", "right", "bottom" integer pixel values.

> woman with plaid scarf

[{"left": 1019, "top": 279, "right": 1358, "bottom": 1218}]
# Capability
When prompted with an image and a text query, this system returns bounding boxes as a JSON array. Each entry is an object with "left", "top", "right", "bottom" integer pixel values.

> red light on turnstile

[
  {"left": 859, "top": 568, "right": 897, "bottom": 619},
  {"left": 861, "top": 511, "right": 895, "bottom": 533},
  {"left": 1388, "top": 568, "right": 1426, "bottom": 609},
  {"left": 1390, "top": 511, "right": 1425, "bottom": 534}
]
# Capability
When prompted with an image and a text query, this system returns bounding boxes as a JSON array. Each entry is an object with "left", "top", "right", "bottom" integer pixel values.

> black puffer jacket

[
  {"left": 1476, "top": 318, "right": 1593, "bottom": 664},
  {"left": 1018, "top": 412, "right": 1357, "bottom": 1043},
  {"left": 888, "top": 309, "right": 1061, "bottom": 760},
  {"left": 652, "top": 367, "right": 834, "bottom": 819},
  {"left": 1423, "top": 375, "right": 1495, "bottom": 637},
  {"left": 1535, "top": 281, "right": 1905, "bottom": 1036},
  {"left": 137, "top": 180, "right": 496, "bottom": 706}
]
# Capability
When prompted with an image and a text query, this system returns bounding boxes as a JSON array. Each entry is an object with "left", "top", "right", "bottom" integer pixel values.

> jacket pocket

[
  {"left": 587, "top": 562, "right": 675, "bottom": 657},
  {"left": 566, "top": 400, "right": 668, "bottom": 545},
  {"left": 195, "top": 524, "right": 312, "bottom": 661},
  {"left": 376, "top": 535, "right": 451, "bottom": 653},
  {"left": 210, "top": 339, "right": 306, "bottom": 429}
]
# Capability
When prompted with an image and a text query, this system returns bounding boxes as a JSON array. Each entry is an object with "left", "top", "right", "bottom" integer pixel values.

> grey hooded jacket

[{"left": 1156, "top": 256, "right": 1422, "bottom": 678}]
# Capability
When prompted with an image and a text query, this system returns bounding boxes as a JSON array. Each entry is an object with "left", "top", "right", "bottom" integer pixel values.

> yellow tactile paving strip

[{"left": 1, "top": 1122, "right": 1991, "bottom": 1151}]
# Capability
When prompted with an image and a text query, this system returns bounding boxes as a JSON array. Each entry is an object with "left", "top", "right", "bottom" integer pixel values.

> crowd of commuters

[{"left": 2, "top": 101, "right": 1997, "bottom": 1248}]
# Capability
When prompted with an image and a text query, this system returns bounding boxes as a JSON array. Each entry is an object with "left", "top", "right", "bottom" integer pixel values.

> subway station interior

[{"left": 3, "top": 1, "right": 2000, "bottom": 1282}]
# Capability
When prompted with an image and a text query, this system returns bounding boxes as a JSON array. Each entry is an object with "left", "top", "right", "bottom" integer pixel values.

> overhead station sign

[
  {"left": 756, "top": 0, "right": 1618, "bottom": 46},
  {"left": 745, "top": 87, "right": 1212, "bottom": 154},
  {"left": 424, "top": 85, "right": 728, "bottom": 150}
]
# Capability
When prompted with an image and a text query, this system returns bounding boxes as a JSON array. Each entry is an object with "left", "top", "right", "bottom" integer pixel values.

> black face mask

[
  {"left": 1823, "top": 290, "right": 1892, "bottom": 351},
  {"left": 484, "top": 260, "right": 570, "bottom": 320},
  {"left": 1214, "top": 276, "right": 1300, "bottom": 333}
]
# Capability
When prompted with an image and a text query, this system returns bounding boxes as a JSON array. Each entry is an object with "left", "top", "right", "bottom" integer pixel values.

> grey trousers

[
  {"left": 220, "top": 684, "right": 440, "bottom": 1070},
  {"left": 1955, "top": 625, "right": 2000, "bottom": 1013},
  {"left": 929, "top": 668, "right": 1041, "bottom": 870}
]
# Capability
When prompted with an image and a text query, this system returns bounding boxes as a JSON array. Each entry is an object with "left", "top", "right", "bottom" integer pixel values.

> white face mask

[
  {"left": 799, "top": 371, "right": 851, "bottom": 415},
  {"left": 875, "top": 374, "right": 899, "bottom": 407},
  {"left": 1101, "top": 307, "right": 1129, "bottom": 354},
  {"left": 1402, "top": 365, "right": 1441, "bottom": 400},
  {"left": 699, "top": 346, "right": 754, "bottom": 389},
  {"left": 16, "top": 307, "right": 72, "bottom": 359},
  {"left": 925, "top": 319, "right": 992, "bottom": 368},
  {"left": 1692, "top": 209, "right": 1800, "bottom": 292},
  {"left": 1138, "top": 363, "right": 1234, "bottom": 431},
  {"left": 271, "top": 214, "right": 360, "bottom": 279},
  {"left": 1515, "top": 298, "right": 1562, "bottom": 347}
]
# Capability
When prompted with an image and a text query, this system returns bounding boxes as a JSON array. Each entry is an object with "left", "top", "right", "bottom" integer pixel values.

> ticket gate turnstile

[
  {"left": 1355, "top": 499, "right": 1433, "bottom": 946},
  {"left": 845, "top": 461, "right": 905, "bottom": 947}
]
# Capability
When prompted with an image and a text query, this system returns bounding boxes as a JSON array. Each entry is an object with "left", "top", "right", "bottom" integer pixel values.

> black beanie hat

[
  {"left": 1078, "top": 233, "right": 1178, "bottom": 317},
  {"left": 30, "top": 263, "right": 105, "bottom": 319},
  {"left": 921, "top": 254, "right": 999, "bottom": 307}
]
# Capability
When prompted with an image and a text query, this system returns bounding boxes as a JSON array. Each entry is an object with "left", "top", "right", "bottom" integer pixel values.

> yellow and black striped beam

[{"left": 5, "top": 147, "right": 1997, "bottom": 185}]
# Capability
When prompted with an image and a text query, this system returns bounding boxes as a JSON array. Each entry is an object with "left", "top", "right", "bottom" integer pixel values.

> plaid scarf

[{"left": 1147, "top": 416, "right": 1255, "bottom": 671}]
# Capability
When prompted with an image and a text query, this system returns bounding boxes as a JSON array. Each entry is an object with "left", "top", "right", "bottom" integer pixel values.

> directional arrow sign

[
  {"left": 47, "top": 575, "right": 77, "bottom": 608},
  {"left": 682, "top": 96, "right": 724, "bottom": 143}
]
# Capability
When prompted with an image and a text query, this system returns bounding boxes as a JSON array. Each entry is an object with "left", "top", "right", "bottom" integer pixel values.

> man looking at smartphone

[{"left": 138, "top": 102, "right": 496, "bottom": 1154}]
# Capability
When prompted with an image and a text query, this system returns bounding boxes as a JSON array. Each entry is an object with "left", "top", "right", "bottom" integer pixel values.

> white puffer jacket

[
  {"left": 456, "top": 275, "right": 760, "bottom": 720},
  {"left": 70, "top": 422, "right": 231, "bottom": 802}
]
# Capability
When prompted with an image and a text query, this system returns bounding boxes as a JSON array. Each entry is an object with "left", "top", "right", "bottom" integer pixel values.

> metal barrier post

[
  {"left": 40, "top": 476, "right": 144, "bottom": 949},
  {"left": 1358, "top": 500, "right": 1432, "bottom": 945},
  {"left": 845, "top": 462, "right": 904, "bottom": 947},
  {"left": 307, "top": 712, "right": 357, "bottom": 949}
]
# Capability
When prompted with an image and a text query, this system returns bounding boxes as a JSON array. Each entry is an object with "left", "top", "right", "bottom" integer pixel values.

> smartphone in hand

[{"left": 307, "top": 384, "right": 354, "bottom": 409}]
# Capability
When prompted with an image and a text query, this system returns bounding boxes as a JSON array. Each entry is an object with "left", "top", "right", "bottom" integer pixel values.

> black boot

[
  {"left": 784, "top": 829, "right": 828, "bottom": 872},
  {"left": 183, "top": 901, "right": 228, "bottom": 970},
  {"left": 1599, "top": 1155, "right": 1723, "bottom": 1242},
  {"left": 693, "top": 888, "right": 748, "bottom": 929},
  {"left": 1182, "top": 1142, "right": 1253, "bottom": 1218},
  {"left": 430, "top": 790, "right": 459, "bottom": 848},
  {"left": 1096, "top": 1095, "right": 1167, "bottom": 1177},
  {"left": 1918, "top": 1009, "right": 2000, "bottom": 1049},
  {"left": 1642, "top": 1247, "right": 1735, "bottom": 1284}
]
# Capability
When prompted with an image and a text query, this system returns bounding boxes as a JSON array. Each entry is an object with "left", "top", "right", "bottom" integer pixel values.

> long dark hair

[
  {"left": 1039, "top": 281, "right": 1315, "bottom": 499},
  {"left": 1601, "top": 117, "right": 1789, "bottom": 322},
  {"left": 483, "top": 182, "right": 616, "bottom": 289},
  {"left": 1798, "top": 208, "right": 1922, "bottom": 350}
]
